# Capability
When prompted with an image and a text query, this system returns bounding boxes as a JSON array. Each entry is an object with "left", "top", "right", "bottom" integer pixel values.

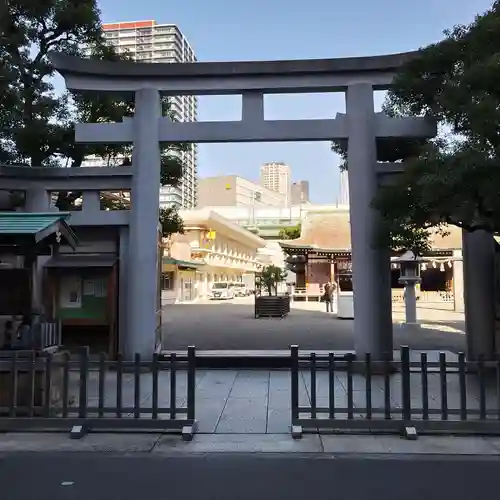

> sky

[{"left": 94, "top": 0, "right": 493, "bottom": 204}]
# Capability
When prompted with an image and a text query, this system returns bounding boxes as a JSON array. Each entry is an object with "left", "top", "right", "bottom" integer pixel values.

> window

[{"left": 160, "top": 272, "right": 175, "bottom": 290}]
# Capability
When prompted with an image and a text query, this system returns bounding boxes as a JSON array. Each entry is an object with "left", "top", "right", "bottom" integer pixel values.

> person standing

[{"left": 324, "top": 282, "right": 334, "bottom": 312}]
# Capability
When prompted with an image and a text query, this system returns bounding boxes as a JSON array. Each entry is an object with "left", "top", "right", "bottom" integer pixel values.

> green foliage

[
  {"left": 259, "top": 265, "right": 287, "bottom": 296},
  {"left": 376, "top": 1, "right": 500, "bottom": 236},
  {"left": 0, "top": 0, "right": 184, "bottom": 235},
  {"left": 159, "top": 207, "right": 184, "bottom": 238},
  {"left": 278, "top": 224, "right": 301, "bottom": 240}
]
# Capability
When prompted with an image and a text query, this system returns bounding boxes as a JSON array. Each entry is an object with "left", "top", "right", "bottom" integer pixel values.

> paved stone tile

[
  {"left": 229, "top": 383, "right": 269, "bottom": 397},
  {"left": 196, "top": 371, "right": 237, "bottom": 398},
  {"left": 267, "top": 408, "right": 291, "bottom": 433},
  {"left": 194, "top": 398, "right": 227, "bottom": 433},
  {"left": 269, "top": 370, "right": 291, "bottom": 390},
  {"left": 216, "top": 398, "right": 268, "bottom": 433},
  {"left": 234, "top": 371, "right": 270, "bottom": 383},
  {"left": 154, "top": 433, "right": 323, "bottom": 453},
  {"left": 321, "top": 435, "right": 500, "bottom": 455}
]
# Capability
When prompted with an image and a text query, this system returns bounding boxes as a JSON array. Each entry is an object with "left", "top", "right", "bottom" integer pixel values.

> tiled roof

[
  {"left": 280, "top": 212, "right": 351, "bottom": 251},
  {"left": 280, "top": 211, "right": 462, "bottom": 251}
]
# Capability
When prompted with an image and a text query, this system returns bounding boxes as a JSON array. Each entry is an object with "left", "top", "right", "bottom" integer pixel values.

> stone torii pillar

[
  {"left": 346, "top": 83, "right": 393, "bottom": 360},
  {"left": 126, "top": 88, "right": 163, "bottom": 359}
]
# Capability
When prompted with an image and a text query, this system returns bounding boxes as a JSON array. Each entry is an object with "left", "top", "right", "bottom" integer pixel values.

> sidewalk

[{"left": 1, "top": 432, "right": 500, "bottom": 455}]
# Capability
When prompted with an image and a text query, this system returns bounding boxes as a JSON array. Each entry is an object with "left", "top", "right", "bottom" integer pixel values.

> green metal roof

[
  {"left": 0, "top": 212, "right": 71, "bottom": 234},
  {"left": 162, "top": 257, "right": 204, "bottom": 267},
  {"left": 0, "top": 212, "right": 78, "bottom": 249}
]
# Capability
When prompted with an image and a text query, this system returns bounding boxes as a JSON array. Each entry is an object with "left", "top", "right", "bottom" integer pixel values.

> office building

[
  {"left": 82, "top": 20, "right": 198, "bottom": 209},
  {"left": 290, "top": 180, "right": 310, "bottom": 205},
  {"left": 197, "top": 175, "right": 287, "bottom": 208},
  {"left": 260, "top": 162, "right": 291, "bottom": 203}
]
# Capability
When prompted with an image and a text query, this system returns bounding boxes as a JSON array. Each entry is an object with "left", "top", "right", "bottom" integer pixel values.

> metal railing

[
  {"left": 290, "top": 345, "right": 500, "bottom": 438},
  {"left": 0, "top": 346, "right": 197, "bottom": 440},
  {"left": 38, "top": 321, "right": 62, "bottom": 349}
]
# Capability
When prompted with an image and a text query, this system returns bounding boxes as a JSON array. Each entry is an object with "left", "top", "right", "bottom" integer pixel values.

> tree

[
  {"left": 330, "top": 139, "right": 433, "bottom": 254},
  {"left": 278, "top": 224, "right": 301, "bottom": 240},
  {"left": 372, "top": 1, "right": 500, "bottom": 237},
  {"left": 259, "top": 265, "right": 287, "bottom": 296},
  {"left": 159, "top": 206, "right": 184, "bottom": 239},
  {"left": 0, "top": 0, "right": 184, "bottom": 234}
]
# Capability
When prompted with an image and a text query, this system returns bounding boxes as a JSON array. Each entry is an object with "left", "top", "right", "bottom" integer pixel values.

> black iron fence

[
  {"left": 291, "top": 345, "right": 500, "bottom": 438},
  {"left": 0, "top": 346, "right": 197, "bottom": 440}
]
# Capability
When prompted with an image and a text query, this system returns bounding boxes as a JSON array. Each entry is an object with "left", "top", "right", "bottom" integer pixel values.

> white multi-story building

[
  {"left": 82, "top": 20, "right": 198, "bottom": 209},
  {"left": 260, "top": 162, "right": 291, "bottom": 204},
  {"left": 197, "top": 175, "right": 287, "bottom": 208}
]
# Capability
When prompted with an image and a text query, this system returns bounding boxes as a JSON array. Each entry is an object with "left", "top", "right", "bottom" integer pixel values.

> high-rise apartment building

[
  {"left": 82, "top": 20, "right": 198, "bottom": 209},
  {"left": 260, "top": 162, "right": 291, "bottom": 204},
  {"left": 290, "top": 180, "right": 310, "bottom": 205}
]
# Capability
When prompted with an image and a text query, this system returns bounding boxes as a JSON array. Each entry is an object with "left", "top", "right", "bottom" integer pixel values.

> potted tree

[{"left": 254, "top": 265, "right": 290, "bottom": 318}]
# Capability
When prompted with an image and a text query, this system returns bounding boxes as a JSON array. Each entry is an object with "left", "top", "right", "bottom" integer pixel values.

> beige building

[
  {"left": 260, "top": 162, "right": 291, "bottom": 203},
  {"left": 162, "top": 209, "right": 266, "bottom": 302},
  {"left": 197, "top": 175, "right": 286, "bottom": 208},
  {"left": 291, "top": 181, "right": 310, "bottom": 205}
]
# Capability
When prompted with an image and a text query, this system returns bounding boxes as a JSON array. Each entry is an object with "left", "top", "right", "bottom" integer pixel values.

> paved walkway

[
  {"left": 66, "top": 358, "right": 494, "bottom": 437},
  {"left": 161, "top": 298, "right": 465, "bottom": 352}
]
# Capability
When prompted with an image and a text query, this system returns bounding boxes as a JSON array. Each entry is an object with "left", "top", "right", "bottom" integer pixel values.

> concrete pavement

[
  {"left": 3, "top": 432, "right": 500, "bottom": 455},
  {"left": 0, "top": 451, "right": 498, "bottom": 500},
  {"left": 161, "top": 297, "right": 465, "bottom": 352}
]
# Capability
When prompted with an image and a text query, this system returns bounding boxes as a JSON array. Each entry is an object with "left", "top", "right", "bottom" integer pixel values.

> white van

[
  {"left": 210, "top": 282, "right": 235, "bottom": 300},
  {"left": 233, "top": 283, "right": 249, "bottom": 297}
]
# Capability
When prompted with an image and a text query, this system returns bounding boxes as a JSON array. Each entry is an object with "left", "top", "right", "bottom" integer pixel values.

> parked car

[
  {"left": 209, "top": 282, "right": 235, "bottom": 300},
  {"left": 233, "top": 283, "right": 249, "bottom": 297}
]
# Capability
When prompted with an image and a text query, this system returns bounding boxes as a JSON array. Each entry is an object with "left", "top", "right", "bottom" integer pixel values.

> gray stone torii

[{"left": 50, "top": 51, "right": 436, "bottom": 360}]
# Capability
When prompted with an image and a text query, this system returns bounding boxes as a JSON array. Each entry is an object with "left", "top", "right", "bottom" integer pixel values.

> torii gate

[{"left": 50, "top": 51, "right": 436, "bottom": 360}]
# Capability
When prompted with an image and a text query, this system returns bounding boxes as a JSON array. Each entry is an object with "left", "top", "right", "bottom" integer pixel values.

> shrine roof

[
  {"left": 279, "top": 211, "right": 463, "bottom": 253},
  {"left": 279, "top": 212, "right": 351, "bottom": 252}
]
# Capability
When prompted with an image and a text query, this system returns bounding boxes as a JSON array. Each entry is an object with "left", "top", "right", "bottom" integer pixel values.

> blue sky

[{"left": 95, "top": 0, "right": 493, "bottom": 203}]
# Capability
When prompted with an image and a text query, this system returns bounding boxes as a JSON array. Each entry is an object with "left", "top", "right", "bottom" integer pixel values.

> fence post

[
  {"left": 187, "top": 346, "right": 196, "bottom": 422},
  {"left": 310, "top": 353, "right": 317, "bottom": 419},
  {"left": 401, "top": 346, "right": 411, "bottom": 423},
  {"left": 290, "top": 345, "right": 299, "bottom": 422},
  {"left": 9, "top": 351, "right": 18, "bottom": 418},
  {"left": 169, "top": 353, "right": 177, "bottom": 420},
  {"left": 78, "top": 346, "right": 89, "bottom": 419}
]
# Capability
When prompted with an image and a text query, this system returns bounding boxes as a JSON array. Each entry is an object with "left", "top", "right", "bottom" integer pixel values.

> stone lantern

[{"left": 396, "top": 250, "right": 423, "bottom": 326}]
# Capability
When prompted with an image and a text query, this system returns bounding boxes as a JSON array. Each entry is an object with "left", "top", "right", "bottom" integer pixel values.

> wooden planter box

[
  {"left": 255, "top": 295, "right": 290, "bottom": 318},
  {"left": 0, "top": 349, "right": 67, "bottom": 416}
]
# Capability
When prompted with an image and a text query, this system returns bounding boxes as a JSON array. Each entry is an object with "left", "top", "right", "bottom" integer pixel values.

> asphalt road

[{"left": 1, "top": 452, "right": 497, "bottom": 500}]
